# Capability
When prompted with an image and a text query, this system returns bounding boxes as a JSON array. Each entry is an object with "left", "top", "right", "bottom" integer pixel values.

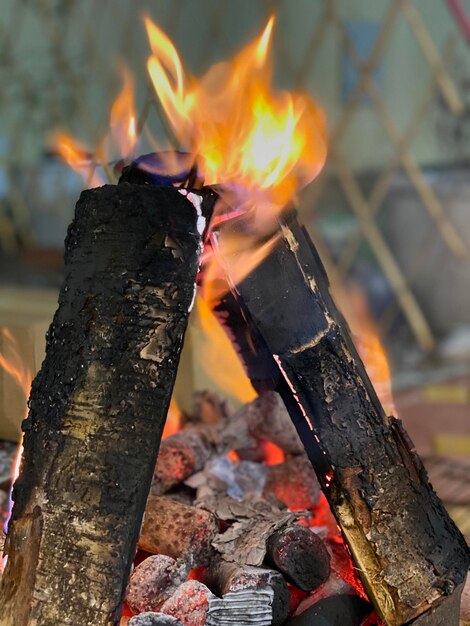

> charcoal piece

[
  {"left": 0, "top": 183, "right": 209, "bottom": 626},
  {"left": 215, "top": 208, "right": 470, "bottom": 624},
  {"left": 129, "top": 613, "right": 184, "bottom": 626},
  {"left": 205, "top": 560, "right": 289, "bottom": 626},
  {"left": 160, "top": 580, "right": 214, "bottom": 626},
  {"left": 139, "top": 496, "right": 218, "bottom": 567},
  {"left": 126, "top": 555, "right": 188, "bottom": 613},
  {"left": 151, "top": 428, "right": 214, "bottom": 496},
  {"left": 205, "top": 589, "right": 274, "bottom": 626},
  {"left": 266, "top": 525, "right": 330, "bottom": 591},
  {"left": 264, "top": 456, "right": 321, "bottom": 511},
  {"left": 285, "top": 594, "right": 372, "bottom": 626}
]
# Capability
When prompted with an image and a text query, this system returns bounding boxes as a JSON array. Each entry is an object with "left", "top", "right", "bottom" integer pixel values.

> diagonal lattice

[{"left": 0, "top": 0, "right": 468, "bottom": 352}]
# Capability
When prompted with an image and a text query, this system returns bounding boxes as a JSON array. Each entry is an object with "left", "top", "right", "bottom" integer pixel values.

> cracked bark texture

[
  {"left": 0, "top": 183, "right": 204, "bottom": 626},
  {"left": 219, "top": 210, "right": 469, "bottom": 626}
]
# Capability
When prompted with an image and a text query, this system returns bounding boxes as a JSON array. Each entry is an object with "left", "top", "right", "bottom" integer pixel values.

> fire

[
  {"left": 145, "top": 16, "right": 327, "bottom": 213},
  {"left": 0, "top": 329, "right": 32, "bottom": 539},
  {"left": 344, "top": 288, "right": 396, "bottom": 415},
  {"left": 52, "top": 65, "right": 138, "bottom": 186}
]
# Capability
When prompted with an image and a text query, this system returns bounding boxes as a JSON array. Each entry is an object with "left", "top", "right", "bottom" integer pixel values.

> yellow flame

[
  {"left": 0, "top": 328, "right": 32, "bottom": 544},
  {"left": 344, "top": 288, "right": 396, "bottom": 415},
  {"left": 52, "top": 66, "right": 138, "bottom": 187},
  {"left": 110, "top": 66, "right": 137, "bottom": 158},
  {"left": 52, "top": 132, "right": 104, "bottom": 188},
  {"left": 145, "top": 16, "right": 327, "bottom": 211}
]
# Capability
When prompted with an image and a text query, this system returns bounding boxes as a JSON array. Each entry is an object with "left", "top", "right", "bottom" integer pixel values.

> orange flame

[
  {"left": 0, "top": 329, "right": 32, "bottom": 544},
  {"left": 145, "top": 16, "right": 327, "bottom": 212},
  {"left": 345, "top": 288, "right": 396, "bottom": 415},
  {"left": 52, "top": 66, "right": 138, "bottom": 187},
  {"left": 110, "top": 66, "right": 137, "bottom": 159}
]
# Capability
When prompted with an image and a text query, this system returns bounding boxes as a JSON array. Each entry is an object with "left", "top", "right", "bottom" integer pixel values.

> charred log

[
  {"left": 0, "top": 183, "right": 211, "bottom": 626},
  {"left": 213, "top": 209, "right": 469, "bottom": 625}
]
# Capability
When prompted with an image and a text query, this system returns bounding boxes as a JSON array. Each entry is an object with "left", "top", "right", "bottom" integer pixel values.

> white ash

[
  {"left": 205, "top": 495, "right": 296, "bottom": 567},
  {"left": 206, "top": 589, "right": 274, "bottom": 626},
  {"left": 189, "top": 456, "right": 267, "bottom": 500}
]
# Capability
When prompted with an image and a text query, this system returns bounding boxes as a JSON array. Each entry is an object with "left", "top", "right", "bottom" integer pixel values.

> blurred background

[{"left": 0, "top": 1, "right": 469, "bottom": 540}]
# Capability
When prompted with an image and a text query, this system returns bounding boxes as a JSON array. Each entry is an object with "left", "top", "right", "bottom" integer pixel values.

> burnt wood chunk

[
  {"left": 0, "top": 184, "right": 207, "bottom": 626},
  {"left": 216, "top": 209, "right": 469, "bottom": 625}
]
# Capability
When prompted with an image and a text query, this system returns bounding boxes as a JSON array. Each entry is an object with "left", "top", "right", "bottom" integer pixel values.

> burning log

[
  {"left": 126, "top": 555, "right": 189, "bottom": 613},
  {"left": 204, "top": 560, "right": 290, "bottom": 626},
  {"left": 213, "top": 209, "right": 469, "bottom": 624},
  {"left": 265, "top": 524, "right": 331, "bottom": 592},
  {"left": 0, "top": 182, "right": 214, "bottom": 626},
  {"left": 139, "top": 495, "right": 218, "bottom": 567},
  {"left": 263, "top": 455, "right": 322, "bottom": 511},
  {"left": 159, "top": 580, "right": 214, "bottom": 626}
]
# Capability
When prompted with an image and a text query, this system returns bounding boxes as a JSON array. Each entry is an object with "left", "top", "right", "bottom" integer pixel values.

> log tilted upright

[
  {"left": 213, "top": 209, "right": 469, "bottom": 626},
  {"left": 0, "top": 183, "right": 208, "bottom": 626}
]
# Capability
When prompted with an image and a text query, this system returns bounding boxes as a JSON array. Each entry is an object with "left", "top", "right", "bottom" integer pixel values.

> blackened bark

[
  {"left": 215, "top": 209, "right": 469, "bottom": 626},
  {"left": 0, "top": 183, "right": 207, "bottom": 626}
]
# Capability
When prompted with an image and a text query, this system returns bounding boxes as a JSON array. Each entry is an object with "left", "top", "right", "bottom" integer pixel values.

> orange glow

[
  {"left": 194, "top": 296, "right": 256, "bottom": 405},
  {"left": 346, "top": 288, "right": 396, "bottom": 415},
  {"left": 52, "top": 132, "right": 104, "bottom": 188},
  {"left": 110, "top": 66, "right": 137, "bottom": 159},
  {"left": 53, "top": 66, "right": 138, "bottom": 187},
  {"left": 162, "top": 399, "right": 182, "bottom": 439},
  {"left": 0, "top": 329, "right": 32, "bottom": 421},
  {"left": 0, "top": 329, "right": 32, "bottom": 539},
  {"left": 145, "top": 16, "right": 327, "bottom": 213},
  {"left": 262, "top": 441, "right": 285, "bottom": 465}
]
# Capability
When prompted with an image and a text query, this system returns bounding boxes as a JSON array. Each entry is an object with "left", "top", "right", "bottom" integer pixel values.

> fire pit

[{"left": 0, "top": 16, "right": 468, "bottom": 626}]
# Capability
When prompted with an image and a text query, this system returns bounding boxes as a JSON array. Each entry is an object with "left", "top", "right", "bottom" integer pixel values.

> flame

[
  {"left": 110, "top": 66, "right": 137, "bottom": 158},
  {"left": 53, "top": 133, "right": 104, "bottom": 187},
  {"left": 0, "top": 329, "right": 32, "bottom": 544},
  {"left": 344, "top": 288, "right": 396, "bottom": 415},
  {"left": 145, "top": 16, "right": 327, "bottom": 212},
  {"left": 194, "top": 296, "right": 256, "bottom": 405},
  {"left": 52, "top": 66, "right": 138, "bottom": 186},
  {"left": 162, "top": 399, "right": 182, "bottom": 439}
]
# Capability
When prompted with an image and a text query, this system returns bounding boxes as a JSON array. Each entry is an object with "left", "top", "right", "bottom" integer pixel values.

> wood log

[
  {"left": 139, "top": 495, "right": 218, "bottom": 567},
  {"left": 212, "top": 209, "right": 469, "bottom": 625},
  {"left": 204, "top": 560, "right": 290, "bottom": 626},
  {"left": 0, "top": 183, "right": 212, "bottom": 626}
]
